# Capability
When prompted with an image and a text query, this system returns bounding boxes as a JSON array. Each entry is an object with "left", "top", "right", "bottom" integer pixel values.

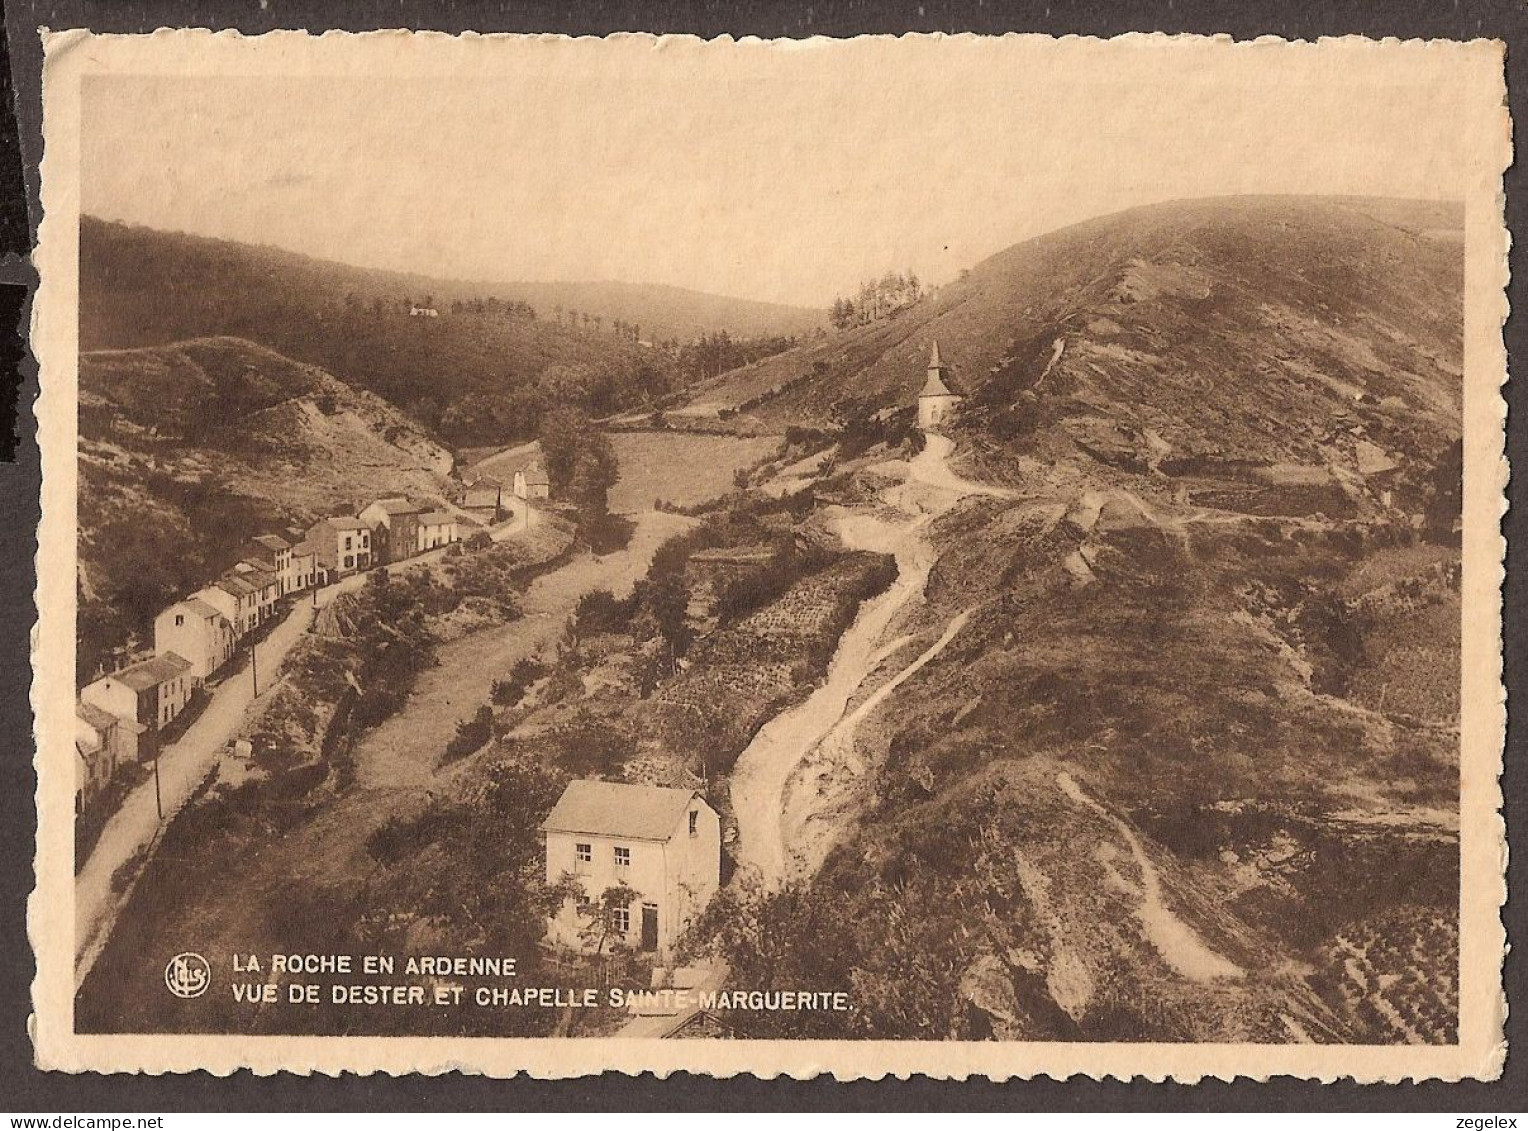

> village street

[
  {"left": 76, "top": 502, "right": 698, "bottom": 1009},
  {"left": 72, "top": 521, "right": 522, "bottom": 990}
]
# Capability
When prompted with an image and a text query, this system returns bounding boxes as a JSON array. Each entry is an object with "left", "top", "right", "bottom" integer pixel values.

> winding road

[{"left": 729, "top": 433, "right": 1000, "bottom": 891}]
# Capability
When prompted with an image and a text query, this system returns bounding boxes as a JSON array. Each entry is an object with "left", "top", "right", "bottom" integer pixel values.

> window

[
  {"left": 343, "top": 555, "right": 354, "bottom": 569},
  {"left": 574, "top": 842, "right": 591, "bottom": 872},
  {"left": 609, "top": 906, "right": 630, "bottom": 935},
  {"left": 614, "top": 846, "right": 631, "bottom": 868},
  {"left": 689, "top": 810, "right": 698, "bottom": 837},
  {"left": 174, "top": 614, "right": 184, "bottom": 627}
]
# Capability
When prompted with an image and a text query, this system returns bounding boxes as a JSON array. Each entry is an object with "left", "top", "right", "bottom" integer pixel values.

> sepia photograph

[{"left": 28, "top": 29, "right": 1508, "bottom": 1081}]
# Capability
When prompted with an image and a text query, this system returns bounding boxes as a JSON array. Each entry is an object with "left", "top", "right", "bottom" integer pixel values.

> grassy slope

[
  {"left": 77, "top": 336, "right": 456, "bottom": 679},
  {"left": 686, "top": 196, "right": 1461, "bottom": 463}
]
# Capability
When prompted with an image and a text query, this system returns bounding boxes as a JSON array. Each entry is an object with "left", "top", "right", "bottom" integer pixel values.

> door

[{"left": 640, "top": 904, "right": 659, "bottom": 952}]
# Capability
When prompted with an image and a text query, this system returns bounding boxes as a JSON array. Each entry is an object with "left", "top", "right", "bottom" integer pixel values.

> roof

[
  {"left": 253, "top": 533, "right": 292, "bottom": 552},
  {"left": 366, "top": 497, "right": 423, "bottom": 515},
  {"left": 215, "top": 574, "right": 258, "bottom": 597},
  {"left": 919, "top": 339, "right": 959, "bottom": 398},
  {"left": 520, "top": 464, "right": 551, "bottom": 486},
  {"left": 417, "top": 511, "right": 457, "bottom": 525},
  {"left": 239, "top": 567, "right": 279, "bottom": 588},
  {"left": 459, "top": 487, "right": 501, "bottom": 506},
  {"left": 113, "top": 652, "right": 192, "bottom": 689},
  {"left": 76, "top": 700, "right": 121, "bottom": 732},
  {"left": 540, "top": 780, "right": 703, "bottom": 841},
  {"left": 290, "top": 542, "right": 315, "bottom": 558},
  {"left": 180, "top": 597, "right": 224, "bottom": 620},
  {"left": 467, "top": 472, "right": 503, "bottom": 488},
  {"left": 326, "top": 516, "right": 371, "bottom": 531}
]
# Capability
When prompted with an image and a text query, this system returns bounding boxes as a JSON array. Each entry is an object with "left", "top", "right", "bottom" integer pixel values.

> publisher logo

[{"left": 164, "top": 952, "right": 211, "bottom": 998}]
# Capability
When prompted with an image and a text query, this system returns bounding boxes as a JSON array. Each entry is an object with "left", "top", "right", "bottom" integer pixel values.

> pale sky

[{"left": 78, "top": 35, "right": 1482, "bottom": 307}]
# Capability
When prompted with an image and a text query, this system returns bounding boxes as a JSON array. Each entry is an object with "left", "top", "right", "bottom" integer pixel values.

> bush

[
  {"left": 492, "top": 657, "right": 547, "bottom": 707},
  {"left": 442, "top": 705, "right": 494, "bottom": 764},
  {"left": 574, "top": 589, "right": 635, "bottom": 637}
]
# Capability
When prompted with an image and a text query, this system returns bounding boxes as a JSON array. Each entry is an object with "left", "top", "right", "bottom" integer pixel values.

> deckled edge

[{"left": 25, "top": 26, "right": 1513, "bottom": 1083}]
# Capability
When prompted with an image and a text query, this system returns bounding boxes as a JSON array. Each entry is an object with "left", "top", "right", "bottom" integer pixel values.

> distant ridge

[{"left": 80, "top": 216, "right": 825, "bottom": 346}]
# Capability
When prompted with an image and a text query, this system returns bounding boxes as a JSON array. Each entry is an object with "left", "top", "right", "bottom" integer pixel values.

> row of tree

[{"left": 828, "top": 270, "right": 923, "bottom": 329}]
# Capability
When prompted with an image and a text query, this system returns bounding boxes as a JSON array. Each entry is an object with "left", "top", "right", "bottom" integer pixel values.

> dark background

[{"left": 0, "top": 0, "right": 1522, "bottom": 1112}]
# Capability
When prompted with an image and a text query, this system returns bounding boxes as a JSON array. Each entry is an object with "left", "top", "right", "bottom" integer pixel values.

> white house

[
  {"left": 416, "top": 511, "right": 459, "bottom": 552},
  {"left": 74, "top": 700, "right": 139, "bottom": 810},
  {"left": 290, "top": 541, "right": 318, "bottom": 592},
  {"left": 514, "top": 464, "right": 552, "bottom": 501},
  {"left": 542, "top": 780, "right": 720, "bottom": 959},
  {"left": 197, "top": 579, "right": 257, "bottom": 639},
  {"left": 154, "top": 596, "right": 237, "bottom": 684},
  {"left": 80, "top": 652, "right": 193, "bottom": 760},
  {"left": 917, "top": 340, "right": 963, "bottom": 431}
]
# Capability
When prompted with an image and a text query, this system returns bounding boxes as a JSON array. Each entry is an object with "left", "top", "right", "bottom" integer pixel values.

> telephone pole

[
  {"left": 251, "top": 637, "right": 259, "bottom": 697},
  {"left": 153, "top": 755, "right": 163, "bottom": 821}
]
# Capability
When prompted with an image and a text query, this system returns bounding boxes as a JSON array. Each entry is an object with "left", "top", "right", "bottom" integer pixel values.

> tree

[
  {"left": 575, "top": 882, "right": 638, "bottom": 961},
  {"left": 538, "top": 405, "right": 620, "bottom": 520},
  {"left": 633, "top": 572, "right": 692, "bottom": 669}
]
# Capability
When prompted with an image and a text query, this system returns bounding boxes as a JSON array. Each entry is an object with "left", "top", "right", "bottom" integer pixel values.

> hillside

[
  {"left": 79, "top": 218, "right": 822, "bottom": 446},
  {"left": 77, "top": 336, "right": 456, "bottom": 680},
  {"left": 684, "top": 196, "right": 1461, "bottom": 472},
  {"left": 675, "top": 196, "right": 1465, "bottom": 1043}
]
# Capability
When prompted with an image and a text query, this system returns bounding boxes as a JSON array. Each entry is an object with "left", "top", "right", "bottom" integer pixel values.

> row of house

[
  {"left": 74, "top": 523, "right": 328, "bottom": 812},
  {"left": 74, "top": 470, "right": 552, "bottom": 816}
]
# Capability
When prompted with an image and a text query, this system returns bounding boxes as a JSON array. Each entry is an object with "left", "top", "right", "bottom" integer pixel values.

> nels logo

[{"left": 164, "top": 952, "right": 211, "bottom": 999}]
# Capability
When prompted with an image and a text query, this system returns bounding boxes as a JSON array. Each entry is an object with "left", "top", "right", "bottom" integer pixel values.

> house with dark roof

[
  {"left": 542, "top": 780, "right": 720, "bottom": 958},
  {"left": 230, "top": 564, "right": 281, "bottom": 625},
  {"left": 249, "top": 533, "right": 296, "bottom": 595},
  {"left": 80, "top": 652, "right": 193, "bottom": 760},
  {"left": 154, "top": 596, "right": 237, "bottom": 683},
  {"left": 358, "top": 497, "right": 425, "bottom": 564}
]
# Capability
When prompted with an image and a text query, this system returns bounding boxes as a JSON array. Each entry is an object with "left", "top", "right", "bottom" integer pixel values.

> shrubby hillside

[
  {"left": 688, "top": 196, "right": 1460, "bottom": 474},
  {"left": 77, "top": 336, "right": 456, "bottom": 680},
  {"left": 679, "top": 196, "right": 1464, "bottom": 1043}
]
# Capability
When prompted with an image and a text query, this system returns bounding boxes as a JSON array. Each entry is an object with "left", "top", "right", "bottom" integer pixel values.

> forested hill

[{"left": 79, "top": 218, "right": 821, "bottom": 446}]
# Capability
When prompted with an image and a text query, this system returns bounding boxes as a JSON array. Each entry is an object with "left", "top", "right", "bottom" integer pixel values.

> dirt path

[
  {"left": 729, "top": 432, "right": 998, "bottom": 891},
  {"left": 355, "top": 510, "right": 693, "bottom": 790},
  {"left": 1057, "top": 771, "right": 1244, "bottom": 982}
]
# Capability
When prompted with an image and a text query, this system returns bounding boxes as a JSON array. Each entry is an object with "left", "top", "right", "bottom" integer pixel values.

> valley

[{"left": 73, "top": 194, "right": 1464, "bottom": 1047}]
